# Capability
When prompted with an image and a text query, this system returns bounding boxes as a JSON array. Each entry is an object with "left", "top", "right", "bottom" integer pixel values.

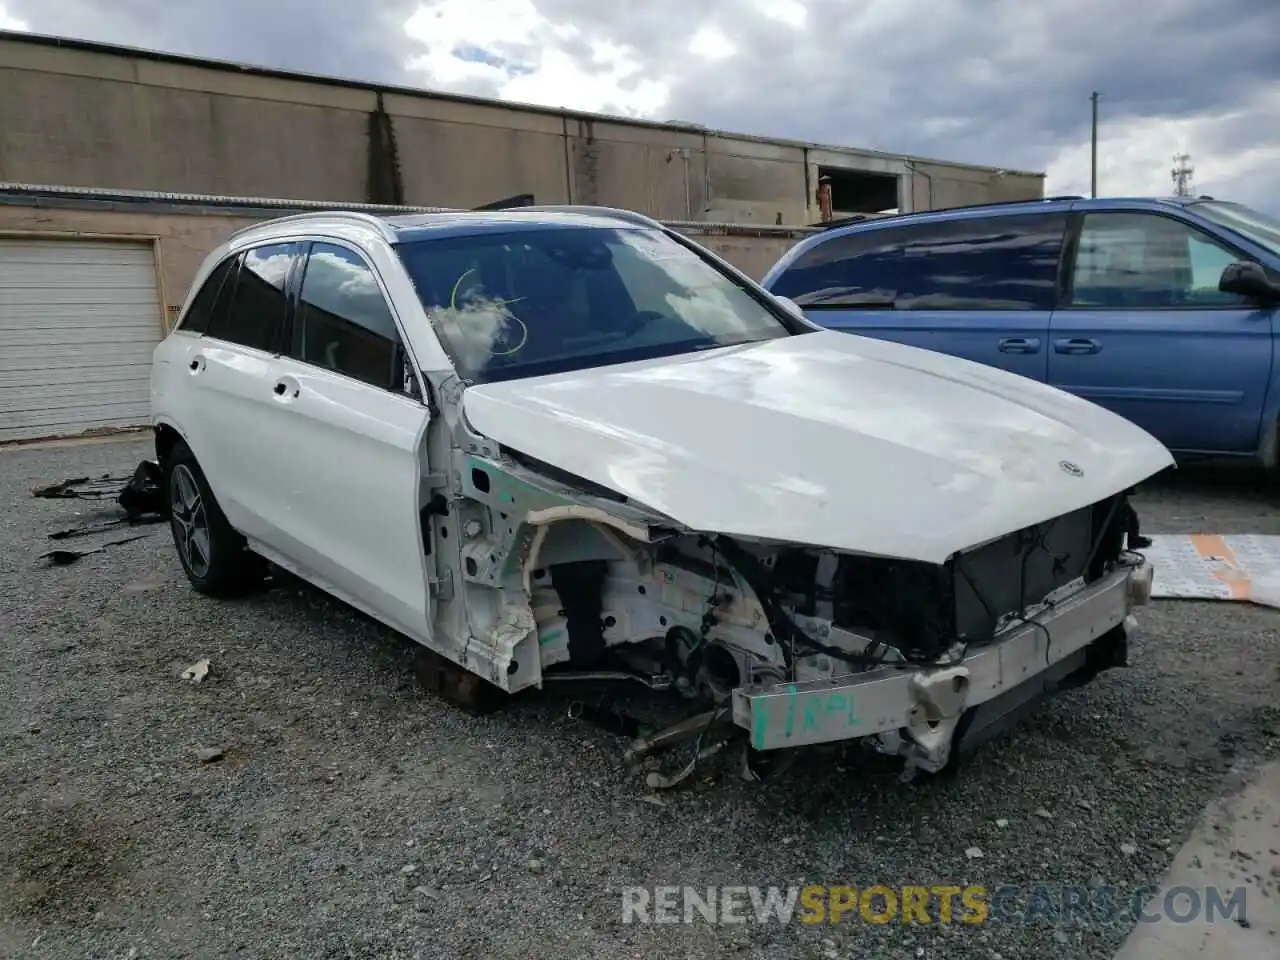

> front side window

[
  {"left": 207, "top": 241, "right": 304, "bottom": 352},
  {"left": 769, "top": 213, "right": 1068, "bottom": 311},
  {"left": 394, "top": 226, "right": 800, "bottom": 383},
  {"left": 1069, "top": 213, "right": 1251, "bottom": 309},
  {"left": 291, "top": 242, "right": 405, "bottom": 391}
]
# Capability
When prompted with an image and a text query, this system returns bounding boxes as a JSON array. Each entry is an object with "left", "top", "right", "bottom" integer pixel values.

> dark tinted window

[
  {"left": 292, "top": 242, "right": 403, "bottom": 390},
  {"left": 395, "top": 225, "right": 798, "bottom": 384},
  {"left": 179, "top": 254, "right": 237, "bottom": 334},
  {"left": 770, "top": 213, "right": 1068, "bottom": 310},
  {"left": 207, "top": 242, "right": 303, "bottom": 352},
  {"left": 1070, "top": 212, "right": 1252, "bottom": 309}
]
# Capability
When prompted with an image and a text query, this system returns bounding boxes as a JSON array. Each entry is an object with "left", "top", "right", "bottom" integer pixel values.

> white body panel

[
  {"left": 251, "top": 355, "right": 432, "bottom": 640},
  {"left": 154, "top": 334, "right": 282, "bottom": 541},
  {"left": 463, "top": 330, "right": 1175, "bottom": 563},
  {"left": 0, "top": 238, "right": 163, "bottom": 442}
]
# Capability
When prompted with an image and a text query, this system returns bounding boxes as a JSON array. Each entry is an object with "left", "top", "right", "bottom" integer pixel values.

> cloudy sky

[{"left": 2, "top": 0, "right": 1277, "bottom": 213}]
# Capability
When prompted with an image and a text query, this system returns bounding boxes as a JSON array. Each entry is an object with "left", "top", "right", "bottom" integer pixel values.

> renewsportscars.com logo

[{"left": 620, "top": 884, "right": 1249, "bottom": 927}]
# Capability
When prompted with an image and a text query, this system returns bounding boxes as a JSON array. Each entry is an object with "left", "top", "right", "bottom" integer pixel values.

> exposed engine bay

[
  {"left": 427, "top": 443, "right": 1148, "bottom": 789},
  {"left": 536, "top": 490, "right": 1133, "bottom": 697}
]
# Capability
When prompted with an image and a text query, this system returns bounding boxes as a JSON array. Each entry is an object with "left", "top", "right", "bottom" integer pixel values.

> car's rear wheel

[{"left": 163, "top": 440, "right": 264, "bottom": 596}]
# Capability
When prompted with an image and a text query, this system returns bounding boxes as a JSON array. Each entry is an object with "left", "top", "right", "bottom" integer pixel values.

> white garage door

[{"left": 0, "top": 238, "right": 163, "bottom": 443}]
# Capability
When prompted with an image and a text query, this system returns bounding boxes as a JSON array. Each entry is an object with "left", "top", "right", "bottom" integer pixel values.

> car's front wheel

[{"left": 163, "top": 440, "right": 264, "bottom": 596}]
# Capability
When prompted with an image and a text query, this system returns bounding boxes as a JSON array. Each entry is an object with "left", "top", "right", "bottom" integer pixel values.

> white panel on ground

[
  {"left": 1138, "top": 534, "right": 1280, "bottom": 608},
  {"left": 0, "top": 238, "right": 163, "bottom": 443}
]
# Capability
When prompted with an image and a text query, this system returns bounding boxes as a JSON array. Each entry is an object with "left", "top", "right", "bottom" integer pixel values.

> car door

[
  {"left": 249, "top": 238, "right": 434, "bottom": 643},
  {"left": 764, "top": 212, "right": 1068, "bottom": 382},
  {"left": 178, "top": 240, "right": 307, "bottom": 542},
  {"left": 1048, "top": 210, "right": 1275, "bottom": 454}
]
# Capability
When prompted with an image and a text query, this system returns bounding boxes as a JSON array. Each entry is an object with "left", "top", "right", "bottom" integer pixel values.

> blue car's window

[
  {"left": 394, "top": 226, "right": 800, "bottom": 383},
  {"left": 767, "top": 212, "right": 1068, "bottom": 311},
  {"left": 1069, "top": 213, "right": 1251, "bottom": 309}
]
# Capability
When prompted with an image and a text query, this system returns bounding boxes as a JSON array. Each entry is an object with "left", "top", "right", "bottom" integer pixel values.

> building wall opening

[{"left": 817, "top": 167, "right": 900, "bottom": 217}]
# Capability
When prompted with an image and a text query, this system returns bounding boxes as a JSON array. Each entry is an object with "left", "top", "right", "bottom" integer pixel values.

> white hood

[{"left": 462, "top": 330, "right": 1174, "bottom": 564}]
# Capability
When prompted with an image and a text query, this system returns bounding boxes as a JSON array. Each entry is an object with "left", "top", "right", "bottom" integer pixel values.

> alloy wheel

[{"left": 169, "top": 463, "right": 212, "bottom": 578}]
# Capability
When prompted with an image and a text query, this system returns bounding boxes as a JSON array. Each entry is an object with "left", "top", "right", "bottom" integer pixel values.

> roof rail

[
  {"left": 815, "top": 195, "right": 1085, "bottom": 230},
  {"left": 471, "top": 193, "right": 536, "bottom": 211},
  {"left": 512, "top": 204, "right": 665, "bottom": 229},
  {"left": 811, "top": 213, "right": 874, "bottom": 230},
  {"left": 228, "top": 208, "right": 399, "bottom": 242}
]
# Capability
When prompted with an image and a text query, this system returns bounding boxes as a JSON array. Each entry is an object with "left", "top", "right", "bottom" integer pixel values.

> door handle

[
  {"left": 998, "top": 337, "right": 1041, "bottom": 354},
  {"left": 1054, "top": 337, "right": 1102, "bottom": 355}
]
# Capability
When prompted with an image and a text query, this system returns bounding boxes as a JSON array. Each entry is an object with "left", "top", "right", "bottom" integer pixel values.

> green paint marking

[
  {"left": 783, "top": 683, "right": 799, "bottom": 739},
  {"left": 538, "top": 629, "right": 565, "bottom": 647},
  {"left": 752, "top": 705, "right": 768, "bottom": 750},
  {"left": 756, "top": 685, "right": 859, "bottom": 748}
]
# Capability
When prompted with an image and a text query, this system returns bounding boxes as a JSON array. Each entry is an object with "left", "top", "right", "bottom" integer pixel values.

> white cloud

[
  {"left": 688, "top": 25, "right": 735, "bottom": 61},
  {"left": 0, "top": 3, "right": 29, "bottom": 30},
  {"left": 753, "top": 0, "right": 807, "bottom": 29},
  {"left": 403, "top": 0, "right": 668, "bottom": 116}
]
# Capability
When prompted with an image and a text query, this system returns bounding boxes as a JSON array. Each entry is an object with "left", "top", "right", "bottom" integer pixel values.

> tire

[
  {"left": 162, "top": 440, "right": 264, "bottom": 597},
  {"left": 412, "top": 647, "right": 509, "bottom": 715}
]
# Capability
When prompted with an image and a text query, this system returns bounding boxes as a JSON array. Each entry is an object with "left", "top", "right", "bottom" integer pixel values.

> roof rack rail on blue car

[
  {"left": 470, "top": 193, "right": 536, "bottom": 211},
  {"left": 814, "top": 195, "right": 1086, "bottom": 230}
]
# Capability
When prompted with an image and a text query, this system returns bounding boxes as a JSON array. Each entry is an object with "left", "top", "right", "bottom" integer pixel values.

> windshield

[
  {"left": 1192, "top": 201, "right": 1280, "bottom": 257},
  {"left": 394, "top": 225, "right": 801, "bottom": 383}
]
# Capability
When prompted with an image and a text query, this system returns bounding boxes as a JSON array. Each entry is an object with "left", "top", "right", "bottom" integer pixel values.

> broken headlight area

[
  {"left": 543, "top": 491, "right": 1134, "bottom": 674},
  {"left": 450, "top": 449, "right": 1145, "bottom": 788}
]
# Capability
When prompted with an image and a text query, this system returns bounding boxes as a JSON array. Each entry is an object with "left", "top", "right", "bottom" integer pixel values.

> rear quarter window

[{"left": 178, "top": 254, "right": 238, "bottom": 334}]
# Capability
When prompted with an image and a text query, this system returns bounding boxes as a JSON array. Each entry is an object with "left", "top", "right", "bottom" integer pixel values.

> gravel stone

[{"left": 1, "top": 439, "right": 1278, "bottom": 959}]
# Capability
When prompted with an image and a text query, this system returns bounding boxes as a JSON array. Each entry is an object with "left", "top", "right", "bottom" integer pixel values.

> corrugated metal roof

[{"left": 0, "top": 182, "right": 820, "bottom": 237}]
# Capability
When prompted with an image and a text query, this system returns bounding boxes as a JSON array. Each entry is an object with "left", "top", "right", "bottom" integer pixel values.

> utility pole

[{"left": 1090, "top": 91, "right": 1099, "bottom": 198}]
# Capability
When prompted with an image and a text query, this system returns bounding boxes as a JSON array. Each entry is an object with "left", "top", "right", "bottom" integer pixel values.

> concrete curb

[{"left": 1114, "top": 759, "right": 1280, "bottom": 959}]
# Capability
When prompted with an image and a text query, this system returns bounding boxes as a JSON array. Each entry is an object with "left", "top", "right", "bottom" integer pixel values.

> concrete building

[{"left": 0, "top": 30, "right": 1045, "bottom": 442}]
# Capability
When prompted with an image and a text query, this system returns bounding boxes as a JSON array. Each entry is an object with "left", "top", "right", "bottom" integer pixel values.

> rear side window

[
  {"left": 178, "top": 254, "right": 238, "bottom": 334},
  {"left": 206, "top": 241, "right": 304, "bottom": 353},
  {"left": 771, "top": 213, "right": 1069, "bottom": 310},
  {"left": 290, "top": 242, "right": 404, "bottom": 390}
]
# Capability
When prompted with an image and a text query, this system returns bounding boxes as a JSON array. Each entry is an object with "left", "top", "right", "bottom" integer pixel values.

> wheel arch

[{"left": 154, "top": 419, "right": 190, "bottom": 468}]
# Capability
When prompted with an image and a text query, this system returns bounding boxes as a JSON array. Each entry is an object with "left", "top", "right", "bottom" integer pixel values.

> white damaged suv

[{"left": 150, "top": 205, "right": 1172, "bottom": 782}]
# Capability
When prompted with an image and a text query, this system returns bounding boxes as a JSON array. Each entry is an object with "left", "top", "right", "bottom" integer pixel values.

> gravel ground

[{"left": 2, "top": 437, "right": 1278, "bottom": 960}]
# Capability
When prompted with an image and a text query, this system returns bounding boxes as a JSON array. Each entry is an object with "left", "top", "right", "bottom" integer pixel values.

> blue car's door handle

[
  {"left": 998, "top": 337, "right": 1041, "bottom": 354},
  {"left": 1054, "top": 337, "right": 1102, "bottom": 355}
]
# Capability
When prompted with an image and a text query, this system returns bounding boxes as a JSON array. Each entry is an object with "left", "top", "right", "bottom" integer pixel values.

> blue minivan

[{"left": 761, "top": 197, "right": 1280, "bottom": 467}]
